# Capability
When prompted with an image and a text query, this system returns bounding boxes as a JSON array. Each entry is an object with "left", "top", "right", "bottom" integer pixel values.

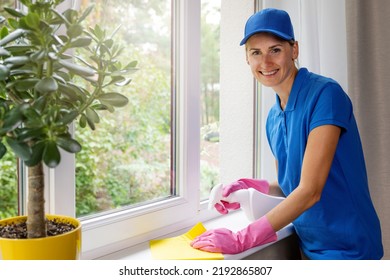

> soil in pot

[{"left": 0, "top": 218, "right": 76, "bottom": 239}]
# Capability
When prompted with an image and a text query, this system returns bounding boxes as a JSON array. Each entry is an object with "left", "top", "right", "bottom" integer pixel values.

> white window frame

[
  {"left": 18, "top": 0, "right": 203, "bottom": 259},
  {"left": 18, "top": 0, "right": 260, "bottom": 259}
]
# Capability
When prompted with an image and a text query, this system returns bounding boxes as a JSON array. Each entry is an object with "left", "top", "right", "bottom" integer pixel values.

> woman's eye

[
  {"left": 270, "top": 48, "right": 281, "bottom": 54},
  {"left": 251, "top": 50, "right": 260, "bottom": 56}
]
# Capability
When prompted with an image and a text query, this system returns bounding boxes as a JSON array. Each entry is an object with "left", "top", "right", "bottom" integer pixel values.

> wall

[
  {"left": 346, "top": 0, "right": 390, "bottom": 259},
  {"left": 219, "top": 0, "right": 255, "bottom": 183}
]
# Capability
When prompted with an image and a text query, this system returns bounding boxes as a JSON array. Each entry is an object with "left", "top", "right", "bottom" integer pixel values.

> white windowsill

[{"left": 96, "top": 210, "right": 295, "bottom": 260}]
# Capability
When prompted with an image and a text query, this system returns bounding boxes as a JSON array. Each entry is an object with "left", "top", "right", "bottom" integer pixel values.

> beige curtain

[{"left": 345, "top": 0, "right": 390, "bottom": 259}]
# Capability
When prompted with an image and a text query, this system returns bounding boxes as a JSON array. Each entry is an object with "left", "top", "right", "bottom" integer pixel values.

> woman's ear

[{"left": 292, "top": 41, "right": 299, "bottom": 60}]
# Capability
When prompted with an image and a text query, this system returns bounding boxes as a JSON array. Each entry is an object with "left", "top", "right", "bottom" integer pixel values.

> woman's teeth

[{"left": 261, "top": 70, "right": 278, "bottom": 76}]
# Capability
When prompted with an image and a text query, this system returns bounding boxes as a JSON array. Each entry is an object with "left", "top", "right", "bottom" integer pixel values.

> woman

[{"left": 191, "top": 8, "right": 383, "bottom": 259}]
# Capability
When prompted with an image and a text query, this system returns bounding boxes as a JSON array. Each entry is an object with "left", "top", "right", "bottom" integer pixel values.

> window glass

[
  {"left": 0, "top": 0, "right": 19, "bottom": 219},
  {"left": 200, "top": 0, "right": 221, "bottom": 200},
  {"left": 0, "top": 153, "right": 18, "bottom": 219},
  {"left": 75, "top": 0, "right": 173, "bottom": 218}
]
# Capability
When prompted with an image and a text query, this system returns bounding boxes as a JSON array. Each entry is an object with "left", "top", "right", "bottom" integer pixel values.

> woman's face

[{"left": 246, "top": 33, "right": 298, "bottom": 92}]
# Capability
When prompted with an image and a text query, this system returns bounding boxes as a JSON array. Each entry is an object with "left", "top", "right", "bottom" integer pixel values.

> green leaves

[
  {"left": 1, "top": 134, "right": 83, "bottom": 168},
  {"left": 43, "top": 140, "right": 60, "bottom": 168},
  {"left": 0, "top": 142, "right": 7, "bottom": 159},
  {"left": 0, "top": 65, "right": 10, "bottom": 81},
  {"left": 69, "top": 37, "right": 91, "bottom": 48},
  {"left": 30, "top": 137, "right": 81, "bottom": 168},
  {"left": 24, "top": 12, "right": 40, "bottom": 30},
  {"left": 0, "top": 0, "right": 137, "bottom": 169},
  {"left": 0, "top": 103, "right": 28, "bottom": 134},
  {"left": 6, "top": 137, "right": 31, "bottom": 161},
  {"left": 0, "top": 29, "right": 25, "bottom": 46},
  {"left": 58, "top": 59, "right": 96, "bottom": 77},
  {"left": 0, "top": 47, "right": 10, "bottom": 57},
  {"left": 98, "top": 92, "right": 129, "bottom": 107},
  {"left": 56, "top": 136, "right": 81, "bottom": 154},
  {"left": 3, "top": 7, "right": 26, "bottom": 18},
  {"left": 78, "top": 5, "right": 94, "bottom": 23},
  {"left": 34, "top": 77, "right": 58, "bottom": 94}
]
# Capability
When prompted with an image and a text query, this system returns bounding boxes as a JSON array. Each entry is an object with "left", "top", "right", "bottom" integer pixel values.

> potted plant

[{"left": 0, "top": 0, "right": 137, "bottom": 259}]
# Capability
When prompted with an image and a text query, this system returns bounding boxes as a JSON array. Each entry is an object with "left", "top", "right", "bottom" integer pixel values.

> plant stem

[{"left": 26, "top": 162, "right": 47, "bottom": 238}]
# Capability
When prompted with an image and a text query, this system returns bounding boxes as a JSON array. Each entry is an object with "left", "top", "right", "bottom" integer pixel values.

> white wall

[{"left": 219, "top": 0, "right": 255, "bottom": 183}]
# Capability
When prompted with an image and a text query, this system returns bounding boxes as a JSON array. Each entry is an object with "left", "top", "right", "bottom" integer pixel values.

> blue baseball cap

[{"left": 240, "top": 8, "right": 295, "bottom": 46}]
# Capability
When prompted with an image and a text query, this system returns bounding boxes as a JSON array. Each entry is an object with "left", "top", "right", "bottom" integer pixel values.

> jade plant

[{"left": 0, "top": 0, "right": 137, "bottom": 238}]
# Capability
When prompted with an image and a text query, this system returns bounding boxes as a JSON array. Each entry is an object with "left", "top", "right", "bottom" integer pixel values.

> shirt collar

[{"left": 275, "top": 67, "right": 308, "bottom": 112}]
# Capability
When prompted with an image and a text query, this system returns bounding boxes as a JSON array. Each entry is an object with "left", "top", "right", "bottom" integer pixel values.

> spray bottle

[{"left": 208, "top": 183, "right": 285, "bottom": 221}]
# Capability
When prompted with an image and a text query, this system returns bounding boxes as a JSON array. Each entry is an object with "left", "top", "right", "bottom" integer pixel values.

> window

[
  {"left": 0, "top": 0, "right": 19, "bottom": 220},
  {"left": 74, "top": 0, "right": 174, "bottom": 219},
  {"left": 1, "top": 0, "right": 205, "bottom": 257},
  {"left": 200, "top": 0, "right": 221, "bottom": 201},
  {"left": 2, "top": 0, "right": 259, "bottom": 258},
  {"left": 0, "top": 152, "right": 18, "bottom": 219},
  {"left": 72, "top": 0, "right": 203, "bottom": 257}
]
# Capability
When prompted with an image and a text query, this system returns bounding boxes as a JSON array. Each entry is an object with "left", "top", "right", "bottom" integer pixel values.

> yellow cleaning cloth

[{"left": 149, "top": 222, "right": 224, "bottom": 260}]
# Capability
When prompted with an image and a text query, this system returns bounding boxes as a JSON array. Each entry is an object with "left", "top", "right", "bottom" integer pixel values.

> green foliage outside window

[
  {"left": 74, "top": 0, "right": 172, "bottom": 217},
  {"left": 0, "top": 0, "right": 221, "bottom": 219},
  {"left": 0, "top": 0, "right": 18, "bottom": 220},
  {"left": 0, "top": 150, "right": 18, "bottom": 219},
  {"left": 74, "top": 57, "right": 172, "bottom": 216}
]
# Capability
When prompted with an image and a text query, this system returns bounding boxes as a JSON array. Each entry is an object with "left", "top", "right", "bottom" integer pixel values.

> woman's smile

[{"left": 260, "top": 69, "right": 279, "bottom": 77}]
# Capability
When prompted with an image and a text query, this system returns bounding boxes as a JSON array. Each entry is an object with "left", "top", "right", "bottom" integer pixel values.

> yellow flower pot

[{"left": 0, "top": 215, "right": 81, "bottom": 260}]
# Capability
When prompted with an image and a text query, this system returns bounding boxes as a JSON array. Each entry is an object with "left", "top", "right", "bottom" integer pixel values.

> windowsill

[{"left": 95, "top": 210, "right": 295, "bottom": 260}]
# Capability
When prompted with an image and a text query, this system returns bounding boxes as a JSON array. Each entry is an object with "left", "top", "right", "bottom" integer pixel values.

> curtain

[
  {"left": 346, "top": 0, "right": 390, "bottom": 259},
  {"left": 259, "top": 0, "right": 348, "bottom": 179}
]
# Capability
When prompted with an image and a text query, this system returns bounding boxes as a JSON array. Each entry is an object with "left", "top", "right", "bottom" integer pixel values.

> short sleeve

[{"left": 309, "top": 83, "right": 352, "bottom": 132}]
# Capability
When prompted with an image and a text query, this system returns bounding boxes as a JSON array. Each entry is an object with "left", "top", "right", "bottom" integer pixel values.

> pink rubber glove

[
  {"left": 215, "top": 178, "right": 270, "bottom": 214},
  {"left": 190, "top": 215, "right": 277, "bottom": 254}
]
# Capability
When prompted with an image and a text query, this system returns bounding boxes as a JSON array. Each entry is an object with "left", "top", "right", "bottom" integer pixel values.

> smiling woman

[{"left": 194, "top": 7, "right": 383, "bottom": 260}]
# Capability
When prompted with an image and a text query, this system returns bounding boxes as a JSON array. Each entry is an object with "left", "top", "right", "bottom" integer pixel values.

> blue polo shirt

[{"left": 266, "top": 68, "right": 383, "bottom": 259}]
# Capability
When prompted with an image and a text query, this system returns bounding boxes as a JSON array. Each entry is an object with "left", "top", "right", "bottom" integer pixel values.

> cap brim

[{"left": 240, "top": 29, "right": 294, "bottom": 46}]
